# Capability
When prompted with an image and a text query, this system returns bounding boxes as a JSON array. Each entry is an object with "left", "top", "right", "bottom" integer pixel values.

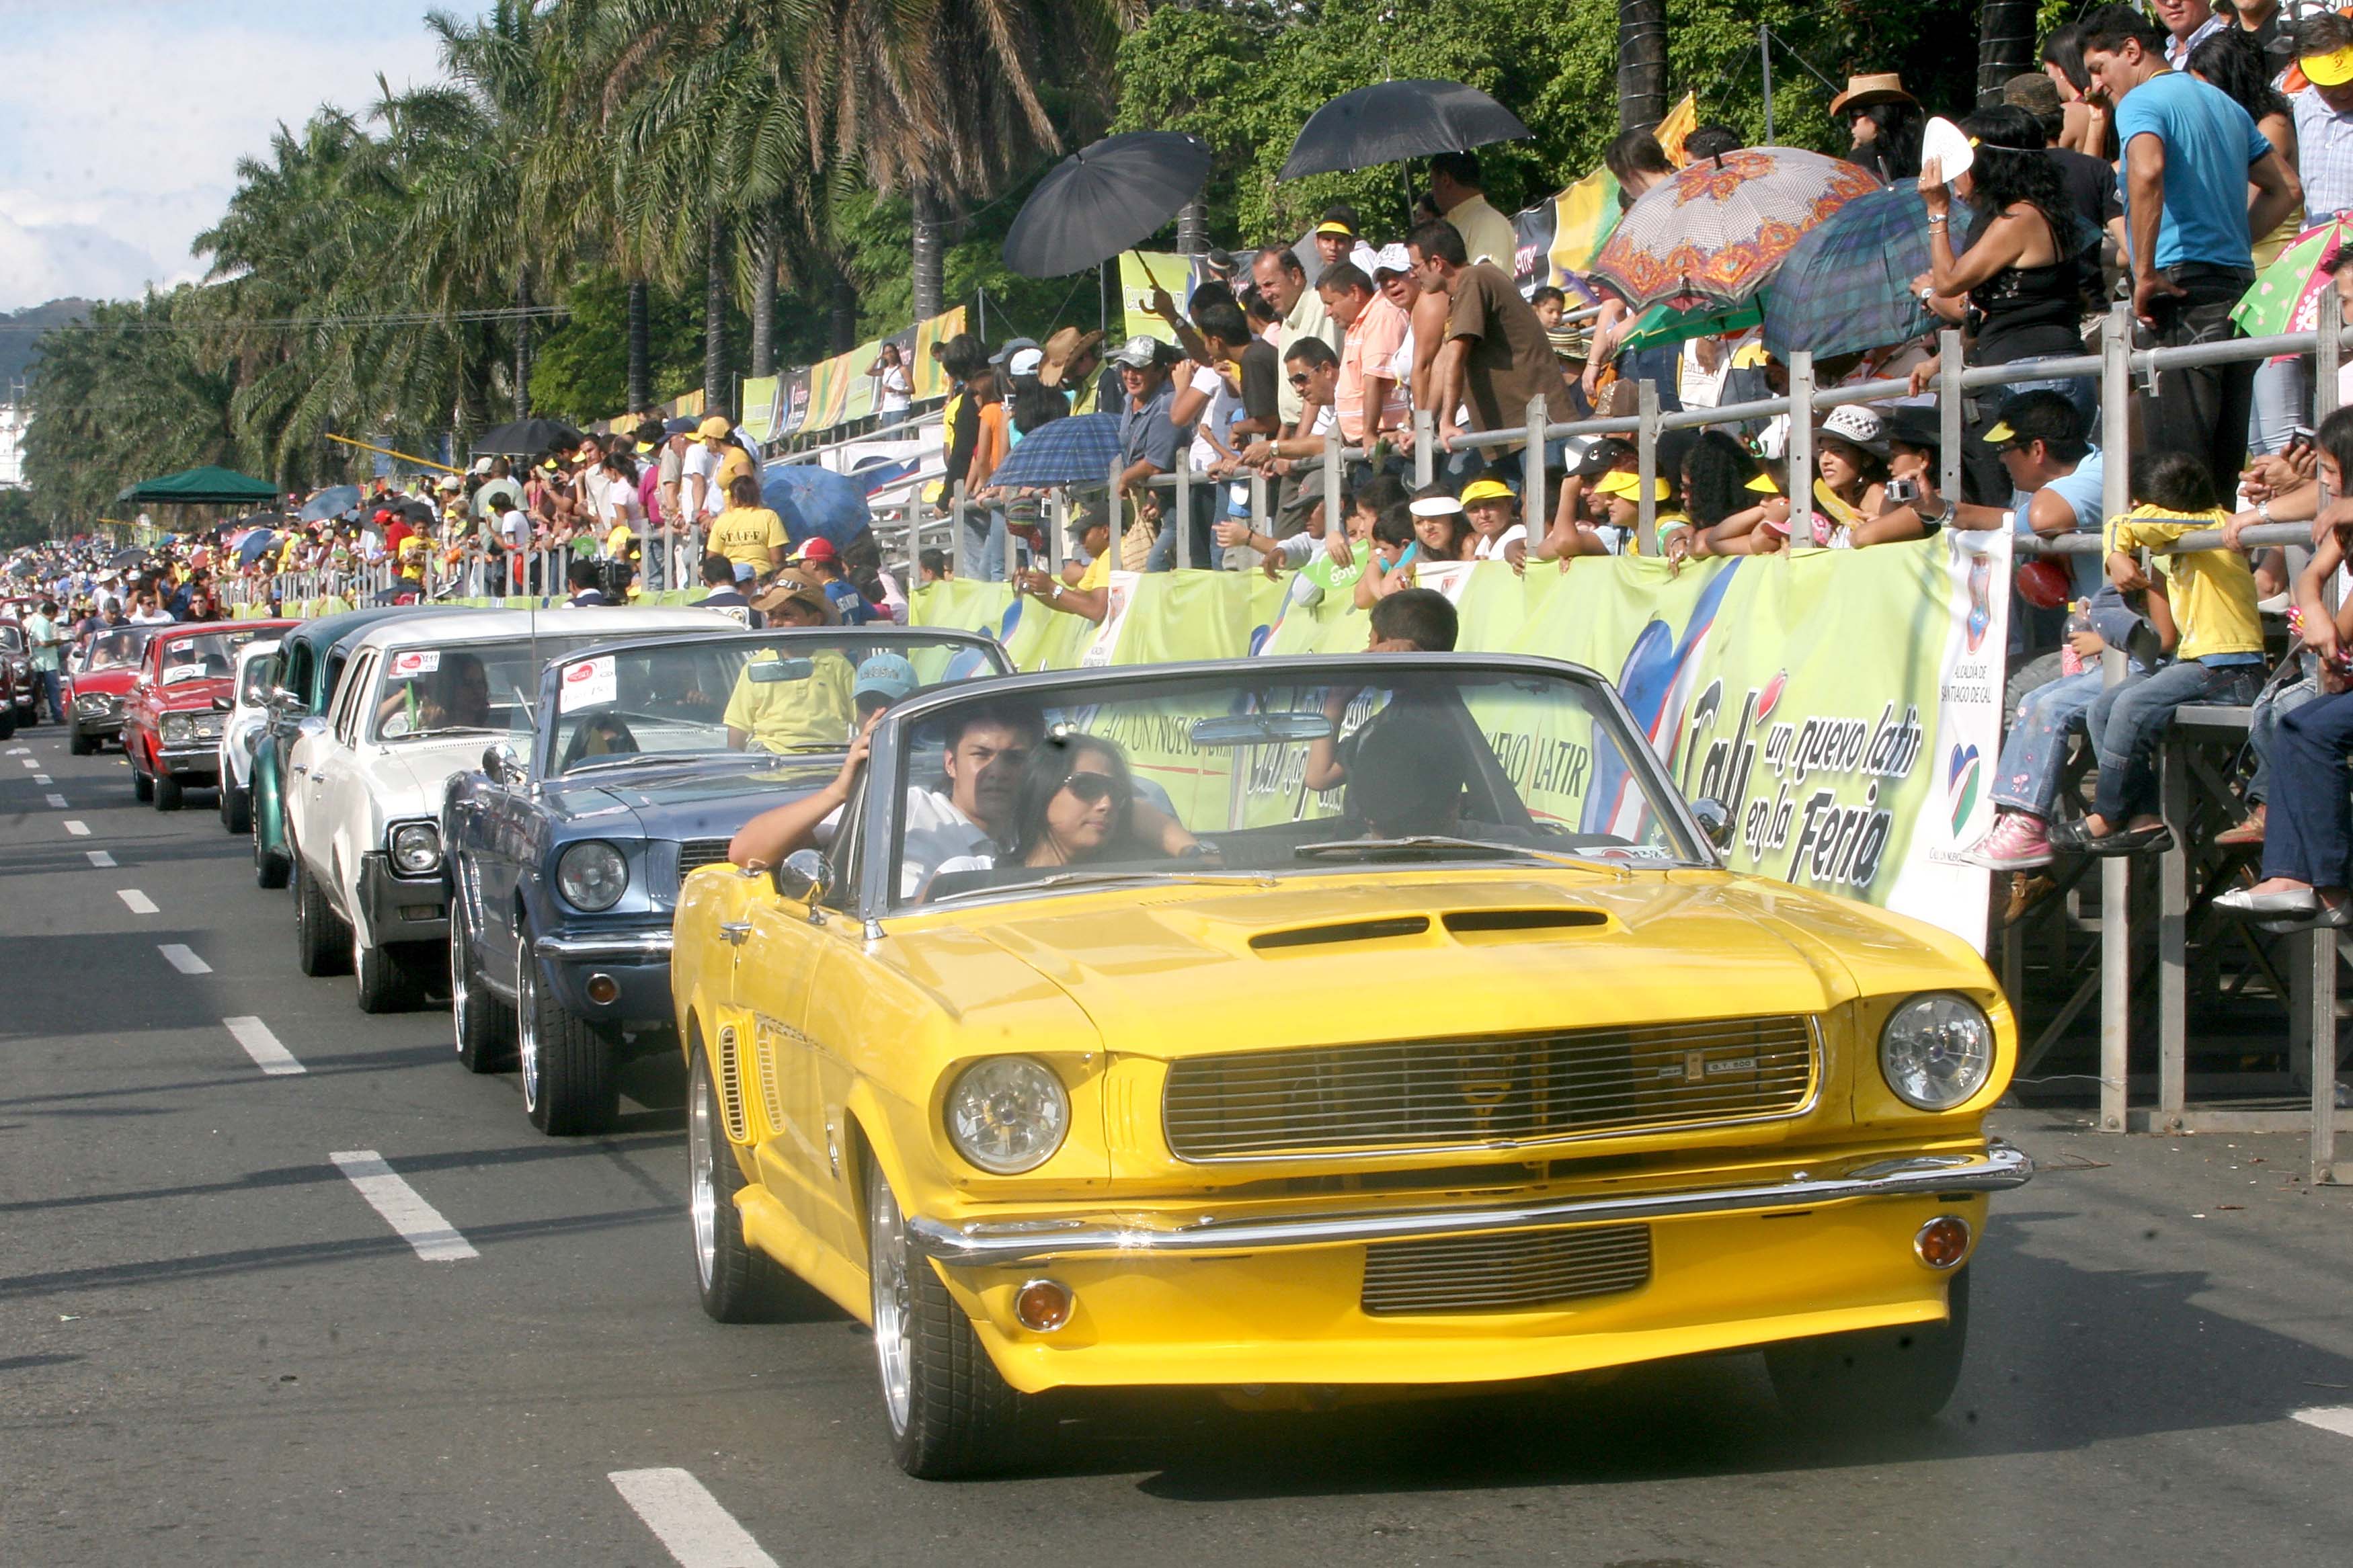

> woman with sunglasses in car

[{"left": 924, "top": 733, "right": 1190, "bottom": 897}]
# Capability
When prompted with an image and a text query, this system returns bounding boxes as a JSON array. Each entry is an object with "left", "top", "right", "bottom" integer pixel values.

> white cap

[
  {"left": 1408, "top": 494, "right": 1465, "bottom": 518},
  {"left": 1371, "top": 243, "right": 1412, "bottom": 277},
  {"left": 469, "top": 456, "right": 494, "bottom": 475},
  {"left": 1007, "top": 346, "right": 1044, "bottom": 378}
]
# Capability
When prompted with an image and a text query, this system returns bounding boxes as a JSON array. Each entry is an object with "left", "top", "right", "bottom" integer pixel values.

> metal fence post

[
  {"left": 1524, "top": 393, "right": 1548, "bottom": 561},
  {"left": 2314, "top": 282, "right": 2344, "bottom": 1183},
  {"left": 1786, "top": 351, "right": 1815, "bottom": 552},
  {"left": 1635, "top": 382, "right": 1659, "bottom": 556},
  {"left": 1176, "top": 460, "right": 1193, "bottom": 569},
  {"left": 1414, "top": 408, "right": 1435, "bottom": 490},
  {"left": 1322, "top": 424, "right": 1343, "bottom": 542},
  {"left": 2099, "top": 303, "right": 2132, "bottom": 1134},
  {"left": 1109, "top": 453, "right": 1127, "bottom": 571},
  {"left": 1049, "top": 491, "right": 1067, "bottom": 576},
  {"left": 1249, "top": 468, "right": 1269, "bottom": 545},
  {"left": 1936, "top": 327, "right": 1964, "bottom": 501}
]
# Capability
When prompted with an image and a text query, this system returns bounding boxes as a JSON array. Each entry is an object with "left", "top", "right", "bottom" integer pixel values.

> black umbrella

[
  {"left": 1002, "top": 132, "right": 1212, "bottom": 278},
  {"left": 471, "top": 417, "right": 584, "bottom": 457},
  {"left": 107, "top": 547, "right": 146, "bottom": 570},
  {"left": 1279, "top": 79, "right": 1531, "bottom": 181}
]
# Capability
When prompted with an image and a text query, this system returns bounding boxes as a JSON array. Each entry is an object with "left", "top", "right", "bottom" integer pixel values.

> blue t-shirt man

[{"left": 2113, "top": 71, "right": 2269, "bottom": 272}]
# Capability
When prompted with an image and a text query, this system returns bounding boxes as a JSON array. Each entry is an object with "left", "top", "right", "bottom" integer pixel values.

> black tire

[
  {"left": 67, "top": 723, "right": 92, "bottom": 757},
  {"left": 0, "top": 709, "right": 14, "bottom": 742},
  {"left": 868, "top": 1164, "right": 1030, "bottom": 1479},
  {"left": 221, "top": 784, "right": 250, "bottom": 835},
  {"left": 132, "top": 764, "right": 153, "bottom": 803},
  {"left": 449, "top": 893, "right": 514, "bottom": 1072},
  {"left": 1766, "top": 1267, "right": 1970, "bottom": 1429},
  {"left": 353, "top": 925, "right": 426, "bottom": 1014},
  {"left": 516, "top": 925, "right": 616, "bottom": 1134},
  {"left": 292, "top": 857, "right": 352, "bottom": 977},
  {"left": 153, "top": 773, "right": 184, "bottom": 812},
  {"left": 688, "top": 1049, "right": 800, "bottom": 1321}
]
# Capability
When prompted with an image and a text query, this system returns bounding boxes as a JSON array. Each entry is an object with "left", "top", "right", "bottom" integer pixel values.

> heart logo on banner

[{"left": 1948, "top": 742, "right": 1981, "bottom": 836}]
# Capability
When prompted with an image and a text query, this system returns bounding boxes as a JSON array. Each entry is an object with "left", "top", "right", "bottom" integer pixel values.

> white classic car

[
  {"left": 284, "top": 606, "right": 742, "bottom": 1012},
  {"left": 216, "top": 638, "right": 279, "bottom": 835}
]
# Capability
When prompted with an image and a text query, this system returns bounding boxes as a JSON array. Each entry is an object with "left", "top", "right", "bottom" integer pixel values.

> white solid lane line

[
  {"left": 63, "top": 820, "right": 89, "bottom": 836},
  {"left": 85, "top": 850, "right": 115, "bottom": 868},
  {"left": 2293, "top": 1405, "right": 2353, "bottom": 1439},
  {"left": 118, "top": 889, "right": 158, "bottom": 915},
  {"left": 44, "top": 793, "right": 67, "bottom": 808},
  {"left": 608, "top": 1471, "right": 781, "bottom": 1568},
  {"left": 157, "top": 944, "right": 212, "bottom": 975},
  {"left": 223, "top": 1016, "right": 303, "bottom": 1076},
  {"left": 329, "top": 1151, "right": 477, "bottom": 1262}
]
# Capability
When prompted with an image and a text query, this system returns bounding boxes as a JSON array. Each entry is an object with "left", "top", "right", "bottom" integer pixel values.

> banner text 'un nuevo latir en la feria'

[{"left": 908, "top": 532, "right": 2012, "bottom": 950}]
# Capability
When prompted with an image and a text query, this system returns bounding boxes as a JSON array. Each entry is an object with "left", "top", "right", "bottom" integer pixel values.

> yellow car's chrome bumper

[{"left": 906, "top": 1143, "right": 2032, "bottom": 1267}]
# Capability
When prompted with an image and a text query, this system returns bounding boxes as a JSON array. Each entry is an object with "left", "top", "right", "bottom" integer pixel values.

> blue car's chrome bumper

[{"left": 534, "top": 927, "right": 675, "bottom": 1030}]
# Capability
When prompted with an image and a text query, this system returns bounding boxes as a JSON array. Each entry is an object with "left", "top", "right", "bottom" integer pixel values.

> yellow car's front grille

[
  {"left": 1161, "top": 1015, "right": 1817, "bottom": 1161},
  {"left": 1361, "top": 1223, "right": 1653, "bottom": 1315}
]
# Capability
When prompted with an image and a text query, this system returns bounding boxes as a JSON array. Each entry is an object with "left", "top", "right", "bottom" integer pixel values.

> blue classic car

[
  {"left": 441, "top": 624, "right": 1010, "bottom": 1134},
  {"left": 251, "top": 604, "right": 472, "bottom": 888}
]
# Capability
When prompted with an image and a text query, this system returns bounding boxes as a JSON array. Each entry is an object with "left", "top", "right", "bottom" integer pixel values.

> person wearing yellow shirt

[
  {"left": 721, "top": 573, "right": 856, "bottom": 752},
  {"left": 1012, "top": 504, "right": 1113, "bottom": 622},
  {"left": 705, "top": 474, "right": 787, "bottom": 575},
  {"left": 2050, "top": 452, "right": 2265, "bottom": 858}
]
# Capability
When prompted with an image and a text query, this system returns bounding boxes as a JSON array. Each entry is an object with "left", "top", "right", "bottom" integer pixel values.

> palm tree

[
  {"left": 1616, "top": 0, "right": 1668, "bottom": 132},
  {"left": 1977, "top": 0, "right": 2041, "bottom": 107}
]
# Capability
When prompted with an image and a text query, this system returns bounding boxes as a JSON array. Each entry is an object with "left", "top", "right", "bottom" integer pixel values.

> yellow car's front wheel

[{"left": 866, "top": 1165, "right": 1029, "bottom": 1479}]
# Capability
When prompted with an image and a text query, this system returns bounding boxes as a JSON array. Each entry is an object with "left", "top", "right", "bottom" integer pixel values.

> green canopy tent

[{"left": 116, "top": 466, "right": 280, "bottom": 507}]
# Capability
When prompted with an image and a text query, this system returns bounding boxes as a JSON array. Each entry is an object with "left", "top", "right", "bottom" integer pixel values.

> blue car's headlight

[{"left": 556, "top": 841, "right": 628, "bottom": 912}]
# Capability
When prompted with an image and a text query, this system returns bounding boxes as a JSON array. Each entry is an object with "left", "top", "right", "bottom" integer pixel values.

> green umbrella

[
  {"left": 2231, "top": 218, "right": 2353, "bottom": 339},
  {"left": 1613, "top": 297, "right": 1763, "bottom": 354}
]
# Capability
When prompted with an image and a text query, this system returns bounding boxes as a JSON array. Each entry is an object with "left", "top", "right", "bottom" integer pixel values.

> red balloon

[{"left": 2016, "top": 557, "right": 2071, "bottom": 610}]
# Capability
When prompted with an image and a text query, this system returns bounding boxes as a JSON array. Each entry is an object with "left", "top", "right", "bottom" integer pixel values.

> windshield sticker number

[
  {"left": 560, "top": 655, "right": 617, "bottom": 712},
  {"left": 389, "top": 649, "right": 440, "bottom": 680}
]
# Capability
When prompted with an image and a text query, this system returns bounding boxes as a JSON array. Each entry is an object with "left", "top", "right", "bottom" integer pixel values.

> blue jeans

[
  {"left": 1144, "top": 484, "right": 1222, "bottom": 571},
  {"left": 2247, "top": 669, "right": 2319, "bottom": 804},
  {"left": 1992, "top": 668, "right": 2104, "bottom": 818},
  {"left": 34, "top": 669, "right": 61, "bottom": 724},
  {"left": 2262, "top": 690, "right": 2353, "bottom": 886},
  {"left": 2088, "top": 659, "right": 2262, "bottom": 822},
  {"left": 965, "top": 508, "right": 1010, "bottom": 581},
  {"left": 2248, "top": 355, "right": 2312, "bottom": 456}
]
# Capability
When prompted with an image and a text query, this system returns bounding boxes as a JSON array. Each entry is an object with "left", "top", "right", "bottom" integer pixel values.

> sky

[{"left": 0, "top": 1, "right": 447, "bottom": 314}]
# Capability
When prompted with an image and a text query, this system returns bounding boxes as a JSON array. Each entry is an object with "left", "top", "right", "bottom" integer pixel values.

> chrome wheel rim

[
  {"left": 869, "top": 1173, "right": 912, "bottom": 1433},
  {"left": 517, "top": 938, "right": 541, "bottom": 1108},
  {"left": 448, "top": 901, "right": 472, "bottom": 1052},
  {"left": 688, "top": 1063, "right": 718, "bottom": 1292}
]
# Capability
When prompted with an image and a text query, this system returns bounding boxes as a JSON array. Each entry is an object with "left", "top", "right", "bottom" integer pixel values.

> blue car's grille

[{"left": 674, "top": 838, "right": 733, "bottom": 891}]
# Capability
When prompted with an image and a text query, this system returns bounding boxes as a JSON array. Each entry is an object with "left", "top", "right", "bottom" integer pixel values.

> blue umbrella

[
  {"left": 298, "top": 485, "right": 360, "bottom": 522},
  {"left": 235, "top": 529, "right": 281, "bottom": 566},
  {"left": 1760, "top": 184, "right": 1938, "bottom": 362},
  {"left": 982, "top": 413, "right": 1120, "bottom": 491},
  {"left": 760, "top": 462, "right": 872, "bottom": 548}
]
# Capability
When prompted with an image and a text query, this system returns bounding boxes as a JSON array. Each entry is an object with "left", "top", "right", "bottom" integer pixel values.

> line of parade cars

[{"left": 79, "top": 593, "right": 2031, "bottom": 1477}]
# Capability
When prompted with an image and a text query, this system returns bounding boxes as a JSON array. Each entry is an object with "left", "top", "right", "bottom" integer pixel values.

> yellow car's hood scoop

[{"left": 1246, "top": 907, "right": 1611, "bottom": 952}]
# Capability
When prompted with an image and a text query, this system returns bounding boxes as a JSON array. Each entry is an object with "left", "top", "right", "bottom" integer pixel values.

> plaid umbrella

[
  {"left": 2232, "top": 217, "right": 2353, "bottom": 338},
  {"left": 1593, "top": 147, "right": 1884, "bottom": 312},
  {"left": 982, "top": 413, "right": 1121, "bottom": 491},
  {"left": 1760, "top": 183, "right": 1937, "bottom": 360}
]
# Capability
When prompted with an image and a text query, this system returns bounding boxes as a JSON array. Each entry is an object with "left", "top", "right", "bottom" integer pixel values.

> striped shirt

[{"left": 2295, "top": 87, "right": 2353, "bottom": 227}]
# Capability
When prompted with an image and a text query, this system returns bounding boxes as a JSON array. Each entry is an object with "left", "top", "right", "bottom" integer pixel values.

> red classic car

[
  {"left": 122, "top": 620, "right": 296, "bottom": 809},
  {"left": 63, "top": 624, "right": 162, "bottom": 755}
]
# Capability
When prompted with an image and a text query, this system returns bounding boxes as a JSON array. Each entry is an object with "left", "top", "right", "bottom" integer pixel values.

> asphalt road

[{"left": 4, "top": 727, "right": 2352, "bottom": 1567}]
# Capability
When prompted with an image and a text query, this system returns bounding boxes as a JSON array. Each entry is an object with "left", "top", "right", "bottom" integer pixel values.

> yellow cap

[
  {"left": 1459, "top": 478, "right": 1516, "bottom": 505},
  {"left": 1314, "top": 219, "right": 1355, "bottom": 237},
  {"left": 1595, "top": 470, "right": 1670, "bottom": 501},
  {"left": 1744, "top": 472, "right": 1781, "bottom": 494},
  {"left": 696, "top": 415, "right": 733, "bottom": 440},
  {"left": 1983, "top": 419, "right": 2018, "bottom": 444},
  {"left": 2306, "top": 45, "right": 2353, "bottom": 87}
]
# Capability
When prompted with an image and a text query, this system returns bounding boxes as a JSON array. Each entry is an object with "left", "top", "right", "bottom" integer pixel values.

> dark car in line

[{"left": 442, "top": 625, "right": 1010, "bottom": 1135}]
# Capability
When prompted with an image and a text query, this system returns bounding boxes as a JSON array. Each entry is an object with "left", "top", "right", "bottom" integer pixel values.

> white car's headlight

[
  {"left": 555, "top": 841, "right": 628, "bottom": 911},
  {"left": 1879, "top": 993, "right": 1995, "bottom": 1111},
  {"left": 945, "top": 1057, "right": 1070, "bottom": 1174},
  {"left": 389, "top": 822, "right": 442, "bottom": 876}
]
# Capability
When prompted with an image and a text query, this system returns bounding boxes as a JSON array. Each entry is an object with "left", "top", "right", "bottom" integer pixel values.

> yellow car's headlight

[
  {"left": 944, "top": 1057, "right": 1070, "bottom": 1174},
  {"left": 1879, "top": 993, "right": 1994, "bottom": 1111}
]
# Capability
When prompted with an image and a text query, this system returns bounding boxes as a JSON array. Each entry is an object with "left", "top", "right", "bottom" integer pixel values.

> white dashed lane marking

[
  {"left": 19, "top": 757, "right": 36, "bottom": 767},
  {"left": 223, "top": 1016, "right": 303, "bottom": 1076},
  {"left": 85, "top": 850, "right": 115, "bottom": 867},
  {"left": 608, "top": 1470, "right": 780, "bottom": 1568},
  {"left": 118, "top": 889, "right": 157, "bottom": 914},
  {"left": 63, "top": 821, "right": 88, "bottom": 836},
  {"left": 329, "top": 1151, "right": 476, "bottom": 1262},
  {"left": 33, "top": 774, "right": 50, "bottom": 784},
  {"left": 2294, "top": 1406, "right": 2353, "bottom": 1440},
  {"left": 44, "top": 793, "right": 67, "bottom": 808},
  {"left": 157, "top": 944, "right": 211, "bottom": 975}
]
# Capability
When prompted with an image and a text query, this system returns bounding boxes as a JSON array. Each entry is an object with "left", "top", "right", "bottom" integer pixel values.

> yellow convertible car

[{"left": 672, "top": 654, "right": 2030, "bottom": 1477}]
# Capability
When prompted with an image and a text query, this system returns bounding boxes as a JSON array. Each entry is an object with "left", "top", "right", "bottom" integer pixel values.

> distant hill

[{"left": 0, "top": 298, "right": 93, "bottom": 399}]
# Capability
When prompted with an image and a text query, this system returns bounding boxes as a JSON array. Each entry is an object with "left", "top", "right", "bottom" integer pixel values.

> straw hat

[
  {"left": 1037, "top": 327, "right": 1106, "bottom": 389},
  {"left": 1828, "top": 73, "right": 1916, "bottom": 119}
]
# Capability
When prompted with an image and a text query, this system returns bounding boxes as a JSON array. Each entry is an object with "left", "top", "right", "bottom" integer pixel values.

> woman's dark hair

[
  {"left": 937, "top": 331, "right": 986, "bottom": 380},
  {"left": 601, "top": 449, "right": 639, "bottom": 485},
  {"left": 965, "top": 367, "right": 1000, "bottom": 403},
  {"left": 1604, "top": 128, "right": 1671, "bottom": 184},
  {"left": 2319, "top": 406, "right": 2353, "bottom": 491},
  {"left": 1356, "top": 472, "right": 1409, "bottom": 516},
  {"left": 1006, "top": 733, "right": 1140, "bottom": 865},
  {"left": 1187, "top": 280, "right": 1237, "bottom": 317},
  {"left": 1956, "top": 106, "right": 2079, "bottom": 264},
  {"left": 2041, "top": 24, "right": 2090, "bottom": 93},
  {"left": 841, "top": 532, "right": 888, "bottom": 602},
  {"left": 1818, "top": 434, "right": 1891, "bottom": 486},
  {"left": 1680, "top": 430, "right": 1760, "bottom": 528},
  {"left": 727, "top": 473, "right": 762, "bottom": 507},
  {"left": 2132, "top": 450, "right": 2220, "bottom": 513},
  {"left": 1010, "top": 376, "right": 1068, "bottom": 436},
  {"left": 1851, "top": 101, "right": 1925, "bottom": 183},
  {"left": 1653, "top": 429, "right": 1699, "bottom": 511},
  {"left": 2188, "top": 29, "right": 2291, "bottom": 127}
]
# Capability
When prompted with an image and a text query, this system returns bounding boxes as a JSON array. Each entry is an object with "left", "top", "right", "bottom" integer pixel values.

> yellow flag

[{"left": 1656, "top": 93, "right": 1699, "bottom": 167}]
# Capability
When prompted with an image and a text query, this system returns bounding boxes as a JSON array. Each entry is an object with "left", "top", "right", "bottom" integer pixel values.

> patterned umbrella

[
  {"left": 1593, "top": 147, "right": 1884, "bottom": 313},
  {"left": 1760, "top": 183, "right": 1937, "bottom": 360},
  {"left": 979, "top": 413, "right": 1121, "bottom": 491},
  {"left": 2231, "top": 217, "right": 2353, "bottom": 339}
]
